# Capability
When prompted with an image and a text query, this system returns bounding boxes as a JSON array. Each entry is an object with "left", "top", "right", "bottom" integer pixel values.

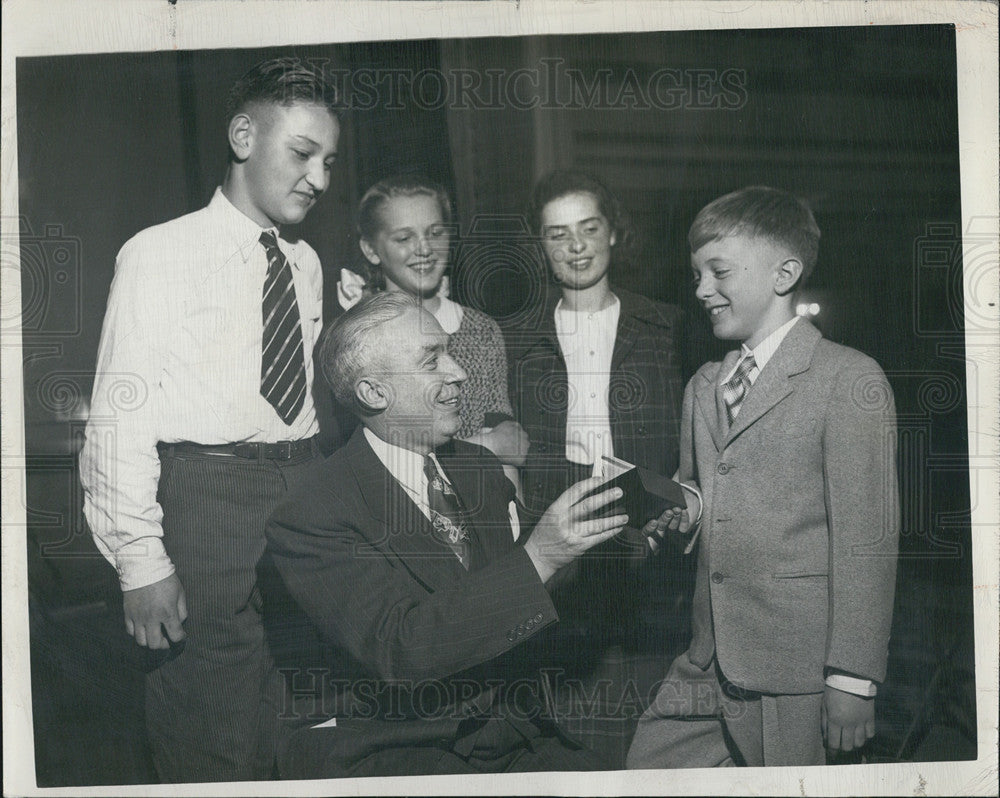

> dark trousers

[
  {"left": 280, "top": 714, "right": 610, "bottom": 778},
  {"left": 354, "top": 720, "right": 607, "bottom": 776},
  {"left": 147, "top": 444, "right": 320, "bottom": 783}
]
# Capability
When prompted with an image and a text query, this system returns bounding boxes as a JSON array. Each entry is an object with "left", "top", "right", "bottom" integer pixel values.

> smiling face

[
  {"left": 360, "top": 194, "right": 451, "bottom": 299},
  {"left": 232, "top": 101, "right": 340, "bottom": 228},
  {"left": 539, "top": 191, "right": 616, "bottom": 292},
  {"left": 691, "top": 233, "right": 800, "bottom": 349},
  {"left": 367, "top": 307, "right": 467, "bottom": 452}
]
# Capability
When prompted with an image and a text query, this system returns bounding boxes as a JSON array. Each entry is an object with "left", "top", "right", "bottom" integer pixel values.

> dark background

[{"left": 17, "top": 25, "right": 975, "bottom": 785}]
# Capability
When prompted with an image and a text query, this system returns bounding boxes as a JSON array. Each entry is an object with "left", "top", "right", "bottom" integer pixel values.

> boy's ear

[
  {"left": 359, "top": 238, "right": 381, "bottom": 266},
  {"left": 774, "top": 257, "right": 804, "bottom": 296},
  {"left": 228, "top": 113, "right": 254, "bottom": 162},
  {"left": 355, "top": 376, "right": 388, "bottom": 413}
]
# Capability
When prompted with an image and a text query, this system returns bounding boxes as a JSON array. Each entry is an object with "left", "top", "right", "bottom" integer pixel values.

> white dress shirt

[
  {"left": 720, "top": 314, "right": 801, "bottom": 388},
  {"left": 554, "top": 295, "right": 621, "bottom": 466},
  {"left": 364, "top": 428, "right": 520, "bottom": 541},
  {"left": 80, "top": 188, "right": 323, "bottom": 590},
  {"left": 722, "top": 315, "right": 876, "bottom": 698}
]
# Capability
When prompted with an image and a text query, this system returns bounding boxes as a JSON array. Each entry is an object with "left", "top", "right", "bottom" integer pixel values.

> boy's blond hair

[{"left": 689, "top": 186, "right": 820, "bottom": 284}]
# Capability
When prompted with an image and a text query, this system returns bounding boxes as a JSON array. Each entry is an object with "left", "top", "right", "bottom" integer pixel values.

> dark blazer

[
  {"left": 265, "top": 428, "right": 561, "bottom": 776},
  {"left": 508, "top": 285, "right": 685, "bottom": 514},
  {"left": 681, "top": 320, "right": 899, "bottom": 694}
]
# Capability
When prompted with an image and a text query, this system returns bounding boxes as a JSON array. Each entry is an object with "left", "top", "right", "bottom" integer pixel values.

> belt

[{"left": 157, "top": 437, "right": 317, "bottom": 462}]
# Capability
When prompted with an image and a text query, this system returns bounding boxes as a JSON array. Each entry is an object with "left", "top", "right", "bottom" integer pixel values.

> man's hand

[
  {"left": 123, "top": 572, "right": 188, "bottom": 650},
  {"left": 466, "top": 421, "right": 529, "bottom": 467},
  {"left": 523, "top": 476, "right": 628, "bottom": 583},
  {"left": 821, "top": 685, "right": 875, "bottom": 753}
]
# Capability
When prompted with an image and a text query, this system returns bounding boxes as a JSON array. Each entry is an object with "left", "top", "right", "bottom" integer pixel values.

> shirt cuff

[
  {"left": 825, "top": 672, "right": 877, "bottom": 697},
  {"left": 115, "top": 537, "right": 175, "bottom": 591},
  {"left": 680, "top": 481, "right": 703, "bottom": 529}
]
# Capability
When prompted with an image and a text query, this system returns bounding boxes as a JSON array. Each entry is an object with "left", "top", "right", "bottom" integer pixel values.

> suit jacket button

[
  {"left": 717, "top": 463, "right": 729, "bottom": 475},
  {"left": 711, "top": 572, "right": 724, "bottom": 584},
  {"left": 507, "top": 631, "right": 517, "bottom": 642},
  {"left": 637, "top": 425, "right": 647, "bottom": 435},
  {"left": 534, "top": 612, "right": 543, "bottom": 622}
]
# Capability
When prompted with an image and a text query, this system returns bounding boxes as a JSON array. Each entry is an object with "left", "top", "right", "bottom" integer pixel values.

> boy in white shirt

[{"left": 80, "top": 58, "right": 340, "bottom": 782}]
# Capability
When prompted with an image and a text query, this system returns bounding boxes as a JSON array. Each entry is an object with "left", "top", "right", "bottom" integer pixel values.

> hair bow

[{"left": 336, "top": 269, "right": 451, "bottom": 310}]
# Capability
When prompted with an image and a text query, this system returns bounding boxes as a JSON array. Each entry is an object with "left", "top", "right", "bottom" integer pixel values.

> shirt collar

[
  {"left": 364, "top": 427, "right": 430, "bottom": 500},
  {"left": 742, "top": 315, "right": 801, "bottom": 371},
  {"left": 209, "top": 187, "right": 299, "bottom": 269},
  {"left": 554, "top": 293, "right": 621, "bottom": 324}
]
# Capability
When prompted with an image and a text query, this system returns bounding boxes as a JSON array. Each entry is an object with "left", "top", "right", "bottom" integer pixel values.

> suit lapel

[
  {"left": 519, "top": 292, "right": 565, "bottom": 401},
  {"left": 610, "top": 307, "right": 638, "bottom": 373},
  {"left": 726, "top": 320, "right": 821, "bottom": 443},
  {"left": 522, "top": 332, "right": 563, "bottom": 373},
  {"left": 347, "top": 430, "right": 468, "bottom": 589}
]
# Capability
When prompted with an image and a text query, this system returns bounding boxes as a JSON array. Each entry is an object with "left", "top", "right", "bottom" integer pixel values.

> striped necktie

[
  {"left": 259, "top": 230, "right": 306, "bottom": 425},
  {"left": 722, "top": 353, "right": 757, "bottom": 426}
]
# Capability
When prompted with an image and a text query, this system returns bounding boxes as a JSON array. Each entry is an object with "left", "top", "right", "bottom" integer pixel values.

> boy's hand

[
  {"left": 643, "top": 484, "right": 701, "bottom": 551},
  {"left": 821, "top": 685, "right": 875, "bottom": 753},
  {"left": 643, "top": 507, "right": 689, "bottom": 553},
  {"left": 123, "top": 572, "right": 188, "bottom": 650}
]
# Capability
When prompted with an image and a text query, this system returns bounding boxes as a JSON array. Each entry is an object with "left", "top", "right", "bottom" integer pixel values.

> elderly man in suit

[{"left": 265, "top": 291, "right": 662, "bottom": 778}]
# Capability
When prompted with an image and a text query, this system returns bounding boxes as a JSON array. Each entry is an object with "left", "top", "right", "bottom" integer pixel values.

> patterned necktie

[
  {"left": 424, "top": 455, "right": 471, "bottom": 569},
  {"left": 260, "top": 230, "right": 306, "bottom": 425},
  {"left": 722, "top": 353, "right": 757, "bottom": 426}
]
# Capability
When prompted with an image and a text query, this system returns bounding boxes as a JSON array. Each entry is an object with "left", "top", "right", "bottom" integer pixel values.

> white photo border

[{"left": 2, "top": 1, "right": 997, "bottom": 795}]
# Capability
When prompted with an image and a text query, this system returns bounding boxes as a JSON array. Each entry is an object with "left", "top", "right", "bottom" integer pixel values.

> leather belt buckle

[{"left": 273, "top": 441, "right": 293, "bottom": 460}]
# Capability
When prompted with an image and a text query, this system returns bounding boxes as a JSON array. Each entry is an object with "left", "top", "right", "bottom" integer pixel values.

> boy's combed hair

[
  {"left": 529, "top": 169, "right": 636, "bottom": 263},
  {"left": 226, "top": 57, "right": 341, "bottom": 121},
  {"left": 689, "top": 186, "right": 821, "bottom": 283},
  {"left": 356, "top": 174, "right": 455, "bottom": 290}
]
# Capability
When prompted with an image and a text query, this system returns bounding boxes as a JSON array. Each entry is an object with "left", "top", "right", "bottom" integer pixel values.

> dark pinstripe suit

[{"left": 264, "top": 430, "right": 605, "bottom": 777}]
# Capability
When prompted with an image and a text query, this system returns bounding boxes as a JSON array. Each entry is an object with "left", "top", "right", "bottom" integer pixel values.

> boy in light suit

[{"left": 627, "top": 186, "right": 900, "bottom": 768}]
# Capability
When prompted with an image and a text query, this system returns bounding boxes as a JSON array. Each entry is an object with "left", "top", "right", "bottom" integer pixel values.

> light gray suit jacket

[{"left": 682, "top": 319, "right": 899, "bottom": 694}]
